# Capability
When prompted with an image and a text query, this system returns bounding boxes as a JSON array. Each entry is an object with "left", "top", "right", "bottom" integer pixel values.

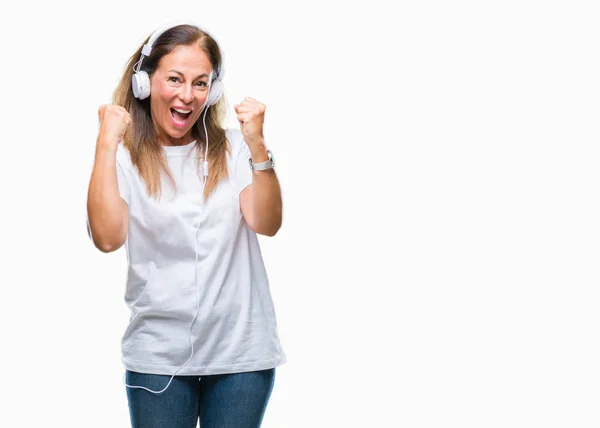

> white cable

[
  {"left": 202, "top": 105, "right": 209, "bottom": 178},
  {"left": 124, "top": 95, "right": 212, "bottom": 394}
]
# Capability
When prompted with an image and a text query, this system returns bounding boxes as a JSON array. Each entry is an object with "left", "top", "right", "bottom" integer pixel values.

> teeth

[{"left": 173, "top": 108, "right": 192, "bottom": 114}]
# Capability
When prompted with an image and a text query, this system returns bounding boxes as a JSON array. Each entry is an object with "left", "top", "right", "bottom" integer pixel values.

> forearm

[
  {"left": 87, "top": 142, "right": 128, "bottom": 252},
  {"left": 249, "top": 141, "right": 282, "bottom": 236}
]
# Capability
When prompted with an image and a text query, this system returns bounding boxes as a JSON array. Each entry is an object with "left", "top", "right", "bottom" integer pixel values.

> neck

[{"left": 156, "top": 130, "right": 194, "bottom": 147}]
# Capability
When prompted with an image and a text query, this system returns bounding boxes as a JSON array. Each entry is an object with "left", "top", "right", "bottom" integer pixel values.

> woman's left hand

[{"left": 234, "top": 97, "right": 266, "bottom": 147}]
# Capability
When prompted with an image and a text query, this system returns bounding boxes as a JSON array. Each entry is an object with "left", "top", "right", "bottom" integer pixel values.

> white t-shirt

[{"left": 91, "top": 128, "right": 286, "bottom": 376}]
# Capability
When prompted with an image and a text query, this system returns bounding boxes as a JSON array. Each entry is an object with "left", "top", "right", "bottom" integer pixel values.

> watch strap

[{"left": 249, "top": 150, "right": 274, "bottom": 170}]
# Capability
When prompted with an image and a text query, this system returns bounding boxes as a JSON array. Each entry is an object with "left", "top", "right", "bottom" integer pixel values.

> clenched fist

[
  {"left": 97, "top": 104, "right": 132, "bottom": 151},
  {"left": 234, "top": 97, "right": 265, "bottom": 147}
]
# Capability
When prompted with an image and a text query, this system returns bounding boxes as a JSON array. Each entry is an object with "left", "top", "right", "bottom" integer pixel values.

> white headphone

[{"left": 131, "top": 21, "right": 225, "bottom": 106}]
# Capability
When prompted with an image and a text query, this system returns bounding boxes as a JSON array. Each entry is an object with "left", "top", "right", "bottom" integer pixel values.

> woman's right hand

[{"left": 97, "top": 104, "right": 132, "bottom": 151}]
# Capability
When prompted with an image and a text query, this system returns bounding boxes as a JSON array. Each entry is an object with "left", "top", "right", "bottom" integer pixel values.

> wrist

[
  {"left": 95, "top": 142, "right": 118, "bottom": 158},
  {"left": 96, "top": 137, "right": 119, "bottom": 155},
  {"left": 249, "top": 149, "right": 275, "bottom": 171},
  {"left": 248, "top": 139, "right": 268, "bottom": 162}
]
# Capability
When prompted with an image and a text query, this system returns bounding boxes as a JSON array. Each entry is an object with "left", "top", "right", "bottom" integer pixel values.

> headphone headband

[{"left": 138, "top": 21, "right": 224, "bottom": 79}]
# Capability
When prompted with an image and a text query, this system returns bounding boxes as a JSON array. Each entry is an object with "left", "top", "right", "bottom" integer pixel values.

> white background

[{"left": 0, "top": 0, "right": 598, "bottom": 427}]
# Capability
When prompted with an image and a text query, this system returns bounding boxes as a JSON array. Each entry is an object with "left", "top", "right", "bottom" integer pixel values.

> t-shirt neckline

[{"left": 161, "top": 140, "right": 197, "bottom": 156}]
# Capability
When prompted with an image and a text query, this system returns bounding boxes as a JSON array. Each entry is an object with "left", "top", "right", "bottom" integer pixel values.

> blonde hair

[{"left": 113, "top": 24, "right": 230, "bottom": 201}]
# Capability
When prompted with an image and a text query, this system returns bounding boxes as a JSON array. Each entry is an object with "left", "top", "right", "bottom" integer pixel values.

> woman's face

[{"left": 150, "top": 44, "right": 213, "bottom": 146}]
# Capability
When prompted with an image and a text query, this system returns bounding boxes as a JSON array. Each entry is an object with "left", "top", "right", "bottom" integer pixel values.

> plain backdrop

[{"left": 0, "top": 0, "right": 598, "bottom": 427}]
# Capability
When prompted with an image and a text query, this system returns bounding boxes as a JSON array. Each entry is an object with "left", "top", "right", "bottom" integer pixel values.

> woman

[{"left": 86, "top": 22, "right": 286, "bottom": 428}]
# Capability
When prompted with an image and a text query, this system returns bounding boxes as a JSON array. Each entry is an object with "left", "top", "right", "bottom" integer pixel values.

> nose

[{"left": 179, "top": 84, "right": 194, "bottom": 104}]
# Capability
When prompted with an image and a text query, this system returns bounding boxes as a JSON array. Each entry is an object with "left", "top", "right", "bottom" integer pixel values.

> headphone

[{"left": 131, "top": 21, "right": 225, "bottom": 107}]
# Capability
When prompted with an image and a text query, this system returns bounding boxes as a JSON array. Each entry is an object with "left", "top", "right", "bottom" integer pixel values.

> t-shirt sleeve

[
  {"left": 115, "top": 157, "right": 131, "bottom": 205},
  {"left": 233, "top": 131, "right": 253, "bottom": 194}
]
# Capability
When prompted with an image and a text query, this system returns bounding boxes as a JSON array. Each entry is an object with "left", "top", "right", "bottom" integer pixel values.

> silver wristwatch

[{"left": 249, "top": 150, "right": 275, "bottom": 171}]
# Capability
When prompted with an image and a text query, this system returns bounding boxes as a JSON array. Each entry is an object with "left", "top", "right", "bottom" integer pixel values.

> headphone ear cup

[
  {"left": 206, "top": 79, "right": 224, "bottom": 106},
  {"left": 132, "top": 71, "right": 151, "bottom": 100}
]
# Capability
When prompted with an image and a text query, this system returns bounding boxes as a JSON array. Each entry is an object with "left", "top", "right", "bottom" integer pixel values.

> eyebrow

[{"left": 168, "top": 70, "right": 210, "bottom": 80}]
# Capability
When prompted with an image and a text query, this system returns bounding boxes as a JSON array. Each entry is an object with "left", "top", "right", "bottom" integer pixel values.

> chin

[{"left": 169, "top": 131, "right": 189, "bottom": 140}]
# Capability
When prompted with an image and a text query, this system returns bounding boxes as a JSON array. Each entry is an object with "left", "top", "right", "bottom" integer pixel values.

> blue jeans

[{"left": 125, "top": 368, "right": 276, "bottom": 428}]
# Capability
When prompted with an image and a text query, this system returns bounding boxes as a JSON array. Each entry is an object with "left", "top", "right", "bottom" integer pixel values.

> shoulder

[
  {"left": 225, "top": 128, "right": 245, "bottom": 151},
  {"left": 225, "top": 128, "right": 250, "bottom": 161}
]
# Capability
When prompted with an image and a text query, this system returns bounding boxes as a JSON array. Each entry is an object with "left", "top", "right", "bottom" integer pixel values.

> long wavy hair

[{"left": 113, "top": 24, "right": 230, "bottom": 201}]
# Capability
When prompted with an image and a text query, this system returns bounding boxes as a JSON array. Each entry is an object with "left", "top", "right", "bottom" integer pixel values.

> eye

[
  {"left": 167, "top": 76, "right": 181, "bottom": 83},
  {"left": 195, "top": 81, "right": 208, "bottom": 88}
]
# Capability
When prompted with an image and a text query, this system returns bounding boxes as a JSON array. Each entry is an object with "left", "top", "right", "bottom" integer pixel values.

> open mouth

[{"left": 170, "top": 108, "right": 192, "bottom": 127}]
